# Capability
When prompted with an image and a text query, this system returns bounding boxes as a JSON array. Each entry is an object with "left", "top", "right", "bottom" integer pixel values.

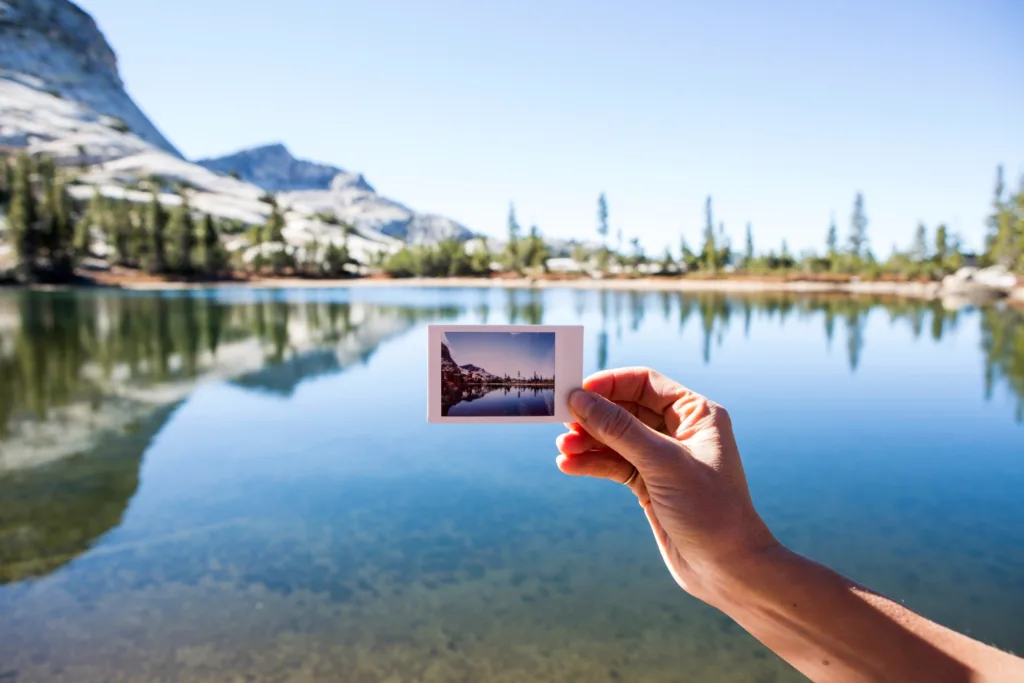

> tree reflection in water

[{"left": 0, "top": 289, "right": 1022, "bottom": 585}]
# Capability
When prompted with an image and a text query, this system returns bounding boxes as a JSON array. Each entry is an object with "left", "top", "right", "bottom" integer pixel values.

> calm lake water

[
  {"left": 448, "top": 386, "right": 556, "bottom": 417},
  {"left": 0, "top": 287, "right": 1022, "bottom": 683}
]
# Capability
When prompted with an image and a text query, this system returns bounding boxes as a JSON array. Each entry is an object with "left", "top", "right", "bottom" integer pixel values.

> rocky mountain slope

[
  {"left": 0, "top": 0, "right": 178, "bottom": 155},
  {"left": 0, "top": 0, "right": 474, "bottom": 264},
  {"left": 196, "top": 143, "right": 348, "bottom": 192},
  {"left": 201, "top": 144, "right": 475, "bottom": 245}
]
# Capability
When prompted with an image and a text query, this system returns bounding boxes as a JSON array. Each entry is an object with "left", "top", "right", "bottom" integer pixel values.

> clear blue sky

[
  {"left": 78, "top": 0, "right": 1024, "bottom": 255},
  {"left": 446, "top": 331, "right": 555, "bottom": 378}
]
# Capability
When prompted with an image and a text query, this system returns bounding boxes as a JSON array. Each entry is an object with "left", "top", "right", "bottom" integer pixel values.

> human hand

[{"left": 556, "top": 367, "right": 778, "bottom": 604}]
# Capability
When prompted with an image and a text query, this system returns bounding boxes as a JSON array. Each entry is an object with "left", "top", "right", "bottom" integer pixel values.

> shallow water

[{"left": 0, "top": 287, "right": 1022, "bottom": 683}]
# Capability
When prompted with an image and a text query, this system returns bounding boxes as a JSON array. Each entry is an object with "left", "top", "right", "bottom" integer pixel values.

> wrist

[{"left": 696, "top": 542, "right": 792, "bottom": 613}]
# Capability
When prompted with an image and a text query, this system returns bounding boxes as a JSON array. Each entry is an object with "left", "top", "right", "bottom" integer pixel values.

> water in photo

[{"left": 440, "top": 331, "right": 556, "bottom": 417}]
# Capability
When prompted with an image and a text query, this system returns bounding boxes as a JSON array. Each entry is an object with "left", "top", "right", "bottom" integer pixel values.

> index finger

[{"left": 582, "top": 367, "right": 695, "bottom": 415}]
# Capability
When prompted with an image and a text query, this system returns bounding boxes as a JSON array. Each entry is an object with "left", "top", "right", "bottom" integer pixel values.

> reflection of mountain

[
  {"left": 0, "top": 294, "right": 456, "bottom": 474},
  {"left": 0, "top": 404, "right": 176, "bottom": 584}
]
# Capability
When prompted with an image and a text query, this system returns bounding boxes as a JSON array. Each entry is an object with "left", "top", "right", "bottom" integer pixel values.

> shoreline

[{"left": 7, "top": 274, "right": 1023, "bottom": 304}]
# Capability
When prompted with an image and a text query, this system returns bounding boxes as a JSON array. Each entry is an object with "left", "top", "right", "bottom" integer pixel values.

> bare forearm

[{"left": 705, "top": 546, "right": 1024, "bottom": 682}]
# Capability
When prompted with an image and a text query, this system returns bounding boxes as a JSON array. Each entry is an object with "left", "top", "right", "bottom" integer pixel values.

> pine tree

[
  {"left": 469, "top": 236, "right": 491, "bottom": 275},
  {"left": 985, "top": 164, "right": 1005, "bottom": 259},
  {"left": 717, "top": 221, "right": 731, "bottom": 268},
  {"left": 35, "top": 157, "right": 57, "bottom": 261},
  {"left": 505, "top": 203, "right": 522, "bottom": 273},
  {"left": 35, "top": 158, "right": 74, "bottom": 277},
  {"left": 77, "top": 188, "right": 106, "bottom": 256},
  {"left": 146, "top": 189, "right": 167, "bottom": 274},
  {"left": 169, "top": 192, "right": 196, "bottom": 274},
  {"left": 526, "top": 224, "right": 548, "bottom": 269},
  {"left": 0, "top": 155, "right": 13, "bottom": 206},
  {"left": 49, "top": 174, "right": 75, "bottom": 276},
  {"left": 324, "top": 241, "right": 349, "bottom": 277},
  {"left": 988, "top": 174, "right": 1022, "bottom": 269},
  {"left": 8, "top": 153, "right": 38, "bottom": 280},
  {"left": 912, "top": 223, "right": 928, "bottom": 262},
  {"left": 660, "top": 246, "right": 675, "bottom": 273},
  {"left": 629, "top": 237, "right": 643, "bottom": 269},
  {"left": 744, "top": 222, "right": 754, "bottom": 267},
  {"left": 265, "top": 200, "right": 285, "bottom": 243},
  {"left": 848, "top": 192, "right": 868, "bottom": 258},
  {"left": 597, "top": 192, "right": 609, "bottom": 249},
  {"left": 934, "top": 224, "right": 948, "bottom": 267},
  {"left": 110, "top": 201, "right": 132, "bottom": 265},
  {"left": 1014, "top": 177, "right": 1024, "bottom": 272},
  {"left": 199, "top": 213, "right": 220, "bottom": 276},
  {"left": 679, "top": 236, "right": 697, "bottom": 272},
  {"left": 701, "top": 196, "right": 717, "bottom": 271},
  {"left": 826, "top": 214, "right": 838, "bottom": 258},
  {"left": 303, "top": 236, "right": 320, "bottom": 276}
]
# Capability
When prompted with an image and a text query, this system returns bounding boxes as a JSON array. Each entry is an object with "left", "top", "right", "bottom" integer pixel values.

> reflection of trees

[
  {"left": 0, "top": 293, "right": 457, "bottom": 448},
  {"left": 641, "top": 294, "right": 1021, "bottom": 415},
  {"left": 0, "top": 404, "right": 176, "bottom": 584},
  {"left": 628, "top": 292, "right": 644, "bottom": 332},
  {"left": 0, "top": 292, "right": 462, "bottom": 582},
  {"left": 981, "top": 306, "right": 1024, "bottom": 422},
  {"left": 504, "top": 289, "right": 544, "bottom": 325}
]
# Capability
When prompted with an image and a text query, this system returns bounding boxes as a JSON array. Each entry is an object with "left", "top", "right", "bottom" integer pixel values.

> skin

[{"left": 556, "top": 367, "right": 1024, "bottom": 683}]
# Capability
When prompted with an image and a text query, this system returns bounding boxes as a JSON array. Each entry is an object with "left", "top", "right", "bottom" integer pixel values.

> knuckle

[{"left": 710, "top": 403, "right": 732, "bottom": 427}]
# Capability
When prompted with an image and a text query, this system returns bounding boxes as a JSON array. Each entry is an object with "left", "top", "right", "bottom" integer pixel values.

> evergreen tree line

[
  {"left": 0, "top": 153, "right": 227, "bottom": 281},
  {"left": 589, "top": 165, "right": 1023, "bottom": 278},
  {"left": 245, "top": 197, "right": 355, "bottom": 278},
  {"left": 378, "top": 204, "right": 551, "bottom": 278}
]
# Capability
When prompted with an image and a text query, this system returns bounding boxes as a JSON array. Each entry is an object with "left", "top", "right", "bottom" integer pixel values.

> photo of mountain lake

[{"left": 441, "top": 331, "right": 556, "bottom": 417}]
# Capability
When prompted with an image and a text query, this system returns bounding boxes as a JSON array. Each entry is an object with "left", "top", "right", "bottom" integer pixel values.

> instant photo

[{"left": 427, "top": 325, "right": 584, "bottom": 424}]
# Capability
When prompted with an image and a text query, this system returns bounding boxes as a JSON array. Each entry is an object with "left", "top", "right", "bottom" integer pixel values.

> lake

[
  {"left": 447, "top": 386, "right": 556, "bottom": 417},
  {"left": 0, "top": 287, "right": 1022, "bottom": 683}
]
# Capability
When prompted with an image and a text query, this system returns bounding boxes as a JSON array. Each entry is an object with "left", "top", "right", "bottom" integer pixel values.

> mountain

[
  {"left": 0, "top": 0, "right": 475, "bottom": 266},
  {"left": 0, "top": 0, "right": 179, "bottom": 156},
  {"left": 196, "top": 143, "right": 360, "bottom": 193},
  {"left": 201, "top": 144, "right": 475, "bottom": 245},
  {"left": 460, "top": 363, "right": 499, "bottom": 382}
]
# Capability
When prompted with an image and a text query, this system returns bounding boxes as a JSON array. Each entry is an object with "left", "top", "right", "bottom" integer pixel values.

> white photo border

[{"left": 427, "top": 324, "right": 584, "bottom": 424}]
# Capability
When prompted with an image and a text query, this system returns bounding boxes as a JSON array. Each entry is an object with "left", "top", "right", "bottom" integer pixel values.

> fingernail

[{"left": 569, "top": 390, "right": 595, "bottom": 414}]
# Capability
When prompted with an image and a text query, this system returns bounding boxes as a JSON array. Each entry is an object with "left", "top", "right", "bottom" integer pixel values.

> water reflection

[
  {"left": 0, "top": 292, "right": 459, "bottom": 474},
  {"left": 583, "top": 291, "right": 974, "bottom": 377},
  {"left": 982, "top": 306, "right": 1024, "bottom": 421},
  {"left": 0, "top": 287, "right": 1021, "bottom": 683}
]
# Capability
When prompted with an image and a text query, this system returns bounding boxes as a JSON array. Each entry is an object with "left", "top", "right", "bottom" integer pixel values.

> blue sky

[
  {"left": 445, "top": 331, "right": 555, "bottom": 378},
  {"left": 78, "top": 0, "right": 1023, "bottom": 255}
]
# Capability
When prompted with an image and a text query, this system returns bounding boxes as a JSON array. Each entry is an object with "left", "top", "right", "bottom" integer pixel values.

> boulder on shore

[{"left": 941, "top": 266, "right": 1018, "bottom": 299}]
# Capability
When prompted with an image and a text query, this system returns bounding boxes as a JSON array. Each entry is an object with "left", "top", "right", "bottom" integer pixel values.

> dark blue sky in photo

[{"left": 445, "top": 332, "right": 555, "bottom": 378}]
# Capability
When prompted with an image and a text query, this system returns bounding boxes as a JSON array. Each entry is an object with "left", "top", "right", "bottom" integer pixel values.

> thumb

[{"left": 568, "top": 389, "right": 674, "bottom": 468}]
